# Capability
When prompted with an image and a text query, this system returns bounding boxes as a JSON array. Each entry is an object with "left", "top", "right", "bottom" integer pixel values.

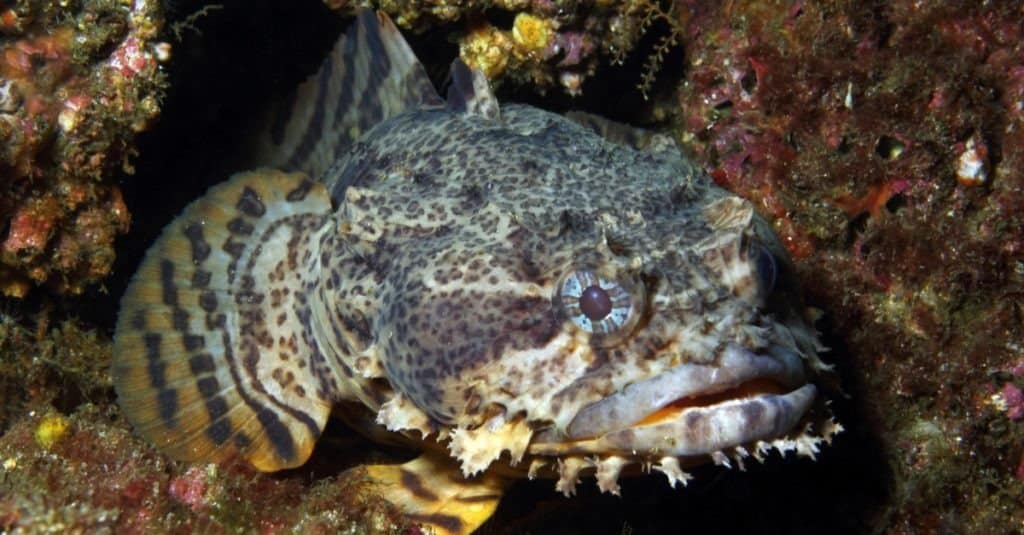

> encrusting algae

[
  {"left": 511, "top": 13, "right": 554, "bottom": 60},
  {"left": 0, "top": 0, "right": 168, "bottom": 297},
  {"left": 329, "top": 0, "right": 684, "bottom": 95},
  {"left": 33, "top": 412, "right": 70, "bottom": 450}
]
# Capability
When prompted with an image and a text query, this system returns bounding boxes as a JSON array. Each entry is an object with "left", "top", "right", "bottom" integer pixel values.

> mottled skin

[
  {"left": 320, "top": 104, "right": 716, "bottom": 425},
  {"left": 113, "top": 11, "right": 837, "bottom": 533},
  {"left": 308, "top": 103, "right": 826, "bottom": 458}
]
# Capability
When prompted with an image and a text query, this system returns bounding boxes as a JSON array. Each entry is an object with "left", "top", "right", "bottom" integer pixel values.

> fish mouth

[{"left": 528, "top": 344, "right": 816, "bottom": 458}]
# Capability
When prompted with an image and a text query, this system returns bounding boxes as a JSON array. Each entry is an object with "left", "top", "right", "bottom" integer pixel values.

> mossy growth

[{"left": 0, "top": 307, "right": 112, "bottom": 432}]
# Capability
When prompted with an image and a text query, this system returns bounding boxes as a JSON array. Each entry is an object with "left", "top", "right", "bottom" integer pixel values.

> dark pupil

[{"left": 580, "top": 285, "right": 613, "bottom": 321}]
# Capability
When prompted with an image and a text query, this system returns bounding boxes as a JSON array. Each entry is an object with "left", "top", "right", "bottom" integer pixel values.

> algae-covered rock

[
  {"left": 327, "top": 0, "right": 677, "bottom": 96},
  {"left": 0, "top": 0, "right": 168, "bottom": 297},
  {"left": 668, "top": 1, "right": 1024, "bottom": 530}
]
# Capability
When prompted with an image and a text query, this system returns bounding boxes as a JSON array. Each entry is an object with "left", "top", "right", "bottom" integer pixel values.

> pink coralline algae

[
  {"left": 546, "top": 31, "right": 594, "bottom": 68},
  {"left": 168, "top": 466, "right": 211, "bottom": 513},
  {"left": 999, "top": 382, "right": 1024, "bottom": 421}
]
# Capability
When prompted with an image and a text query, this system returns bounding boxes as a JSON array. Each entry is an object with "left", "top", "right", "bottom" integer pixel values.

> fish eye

[{"left": 557, "top": 270, "right": 641, "bottom": 341}]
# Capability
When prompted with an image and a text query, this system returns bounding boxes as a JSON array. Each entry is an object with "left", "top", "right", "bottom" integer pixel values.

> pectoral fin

[
  {"left": 113, "top": 169, "right": 336, "bottom": 472},
  {"left": 354, "top": 453, "right": 507, "bottom": 535}
]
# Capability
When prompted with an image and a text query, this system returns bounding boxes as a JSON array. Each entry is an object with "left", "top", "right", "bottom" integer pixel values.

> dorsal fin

[
  {"left": 446, "top": 59, "right": 500, "bottom": 120},
  {"left": 259, "top": 10, "right": 443, "bottom": 179}
]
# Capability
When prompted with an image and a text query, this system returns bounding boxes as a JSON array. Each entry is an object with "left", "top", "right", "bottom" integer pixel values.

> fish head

[{"left": 359, "top": 167, "right": 833, "bottom": 481}]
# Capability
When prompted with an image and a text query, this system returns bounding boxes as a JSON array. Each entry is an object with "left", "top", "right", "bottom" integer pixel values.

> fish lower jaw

[
  {"left": 562, "top": 343, "right": 810, "bottom": 441},
  {"left": 524, "top": 384, "right": 841, "bottom": 496}
]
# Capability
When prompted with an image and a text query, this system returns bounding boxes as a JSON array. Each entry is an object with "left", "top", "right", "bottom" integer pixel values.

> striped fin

[
  {"left": 446, "top": 59, "right": 499, "bottom": 120},
  {"left": 259, "top": 10, "right": 443, "bottom": 179},
  {"left": 113, "top": 169, "right": 336, "bottom": 471},
  {"left": 359, "top": 453, "right": 507, "bottom": 535}
]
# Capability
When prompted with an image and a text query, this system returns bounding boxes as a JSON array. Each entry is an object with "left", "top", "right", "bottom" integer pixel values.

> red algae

[
  {"left": 669, "top": 0, "right": 1024, "bottom": 530},
  {"left": 0, "top": 402, "right": 408, "bottom": 533},
  {"left": 0, "top": 0, "right": 167, "bottom": 297}
]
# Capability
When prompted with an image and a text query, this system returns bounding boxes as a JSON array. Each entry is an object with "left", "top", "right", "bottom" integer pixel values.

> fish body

[{"left": 113, "top": 11, "right": 839, "bottom": 534}]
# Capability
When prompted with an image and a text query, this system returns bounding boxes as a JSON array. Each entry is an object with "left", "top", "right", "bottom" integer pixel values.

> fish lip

[
  {"left": 527, "top": 383, "right": 818, "bottom": 458},
  {"left": 564, "top": 343, "right": 808, "bottom": 441},
  {"left": 591, "top": 383, "right": 818, "bottom": 456}
]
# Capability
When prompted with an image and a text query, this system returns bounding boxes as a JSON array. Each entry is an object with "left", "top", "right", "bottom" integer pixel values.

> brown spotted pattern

[
  {"left": 114, "top": 11, "right": 830, "bottom": 507},
  {"left": 260, "top": 10, "right": 443, "bottom": 181},
  {"left": 113, "top": 169, "right": 342, "bottom": 471},
  {"left": 308, "top": 103, "right": 822, "bottom": 435}
]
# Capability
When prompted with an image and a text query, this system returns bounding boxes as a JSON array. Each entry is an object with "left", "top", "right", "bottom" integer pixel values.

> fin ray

[
  {"left": 257, "top": 10, "right": 443, "bottom": 179},
  {"left": 446, "top": 59, "right": 500, "bottom": 120},
  {"left": 113, "top": 169, "right": 337, "bottom": 471}
]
